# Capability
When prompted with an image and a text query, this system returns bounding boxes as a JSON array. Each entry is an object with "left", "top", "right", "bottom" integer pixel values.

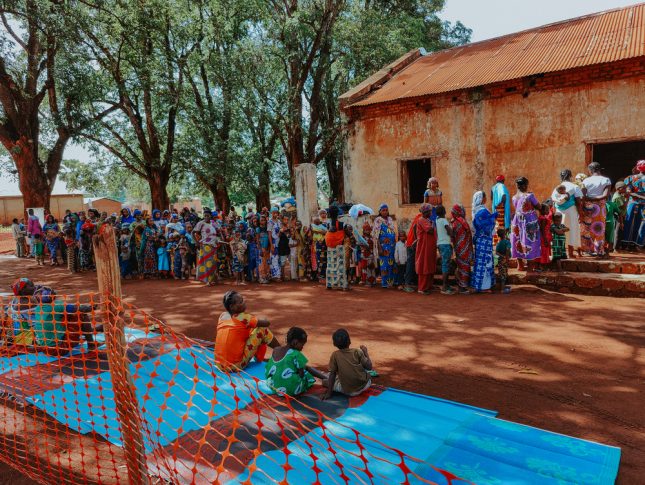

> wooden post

[{"left": 93, "top": 224, "right": 150, "bottom": 485}]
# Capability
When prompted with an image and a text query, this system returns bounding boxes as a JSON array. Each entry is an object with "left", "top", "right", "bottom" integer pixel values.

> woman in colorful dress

[
  {"left": 580, "top": 162, "right": 612, "bottom": 257},
  {"left": 267, "top": 208, "right": 282, "bottom": 280},
  {"left": 551, "top": 169, "right": 583, "bottom": 258},
  {"left": 256, "top": 215, "right": 272, "bottom": 284},
  {"left": 622, "top": 160, "right": 645, "bottom": 250},
  {"left": 511, "top": 177, "right": 541, "bottom": 271},
  {"left": 491, "top": 175, "right": 510, "bottom": 246},
  {"left": 423, "top": 177, "right": 443, "bottom": 220},
  {"left": 450, "top": 204, "right": 473, "bottom": 294},
  {"left": 194, "top": 210, "right": 220, "bottom": 285},
  {"left": 372, "top": 204, "right": 398, "bottom": 288},
  {"left": 302, "top": 225, "right": 315, "bottom": 281},
  {"left": 42, "top": 215, "right": 61, "bottom": 266},
  {"left": 140, "top": 217, "right": 159, "bottom": 278},
  {"left": 471, "top": 191, "right": 498, "bottom": 292},
  {"left": 415, "top": 204, "right": 437, "bottom": 294},
  {"left": 311, "top": 214, "right": 328, "bottom": 282},
  {"left": 325, "top": 206, "right": 348, "bottom": 290}
]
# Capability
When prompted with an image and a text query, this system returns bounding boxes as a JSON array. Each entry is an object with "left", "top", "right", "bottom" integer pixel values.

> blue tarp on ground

[{"left": 1, "top": 335, "right": 620, "bottom": 484}]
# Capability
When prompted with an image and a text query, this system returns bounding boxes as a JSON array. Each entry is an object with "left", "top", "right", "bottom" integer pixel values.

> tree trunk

[
  {"left": 3, "top": 136, "right": 52, "bottom": 213},
  {"left": 325, "top": 151, "right": 344, "bottom": 203},
  {"left": 147, "top": 170, "right": 170, "bottom": 211},
  {"left": 214, "top": 176, "right": 230, "bottom": 215},
  {"left": 256, "top": 161, "right": 271, "bottom": 210}
]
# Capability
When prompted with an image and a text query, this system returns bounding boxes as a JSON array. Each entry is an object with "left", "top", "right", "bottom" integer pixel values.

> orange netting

[{"left": 0, "top": 292, "right": 468, "bottom": 485}]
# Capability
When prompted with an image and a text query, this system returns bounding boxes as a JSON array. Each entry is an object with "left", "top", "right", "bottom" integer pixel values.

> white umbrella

[{"left": 349, "top": 204, "right": 374, "bottom": 219}]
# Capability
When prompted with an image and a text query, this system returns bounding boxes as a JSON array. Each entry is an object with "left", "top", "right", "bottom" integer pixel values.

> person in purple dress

[{"left": 511, "top": 177, "right": 542, "bottom": 271}]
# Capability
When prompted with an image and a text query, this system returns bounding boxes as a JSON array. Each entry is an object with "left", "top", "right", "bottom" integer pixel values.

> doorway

[{"left": 591, "top": 140, "right": 645, "bottom": 184}]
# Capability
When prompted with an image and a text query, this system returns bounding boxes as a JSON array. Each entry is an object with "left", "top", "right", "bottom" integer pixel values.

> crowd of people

[{"left": 9, "top": 159, "right": 645, "bottom": 295}]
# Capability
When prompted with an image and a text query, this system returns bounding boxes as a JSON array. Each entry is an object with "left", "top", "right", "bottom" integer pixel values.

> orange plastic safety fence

[{"left": 0, "top": 291, "right": 469, "bottom": 485}]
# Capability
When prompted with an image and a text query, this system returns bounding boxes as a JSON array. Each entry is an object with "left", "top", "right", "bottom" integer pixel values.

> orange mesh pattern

[{"left": 0, "top": 292, "right": 468, "bottom": 485}]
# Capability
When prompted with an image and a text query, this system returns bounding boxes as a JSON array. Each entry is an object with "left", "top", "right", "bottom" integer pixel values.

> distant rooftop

[{"left": 342, "top": 3, "right": 645, "bottom": 108}]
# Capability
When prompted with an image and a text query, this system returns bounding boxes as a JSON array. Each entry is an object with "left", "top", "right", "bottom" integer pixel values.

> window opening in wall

[
  {"left": 591, "top": 140, "right": 645, "bottom": 184},
  {"left": 400, "top": 158, "right": 431, "bottom": 205}
]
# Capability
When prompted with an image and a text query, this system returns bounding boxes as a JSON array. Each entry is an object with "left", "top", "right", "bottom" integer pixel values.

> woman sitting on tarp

[{"left": 31, "top": 286, "right": 101, "bottom": 353}]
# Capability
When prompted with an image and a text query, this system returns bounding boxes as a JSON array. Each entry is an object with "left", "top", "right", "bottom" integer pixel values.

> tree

[
  {"left": 0, "top": 0, "right": 116, "bottom": 211},
  {"left": 75, "top": 0, "right": 199, "bottom": 210}
]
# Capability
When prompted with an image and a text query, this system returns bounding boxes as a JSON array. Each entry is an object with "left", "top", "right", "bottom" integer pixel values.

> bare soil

[{"left": 0, "top": 255, "right": 643, "bottom": 484}]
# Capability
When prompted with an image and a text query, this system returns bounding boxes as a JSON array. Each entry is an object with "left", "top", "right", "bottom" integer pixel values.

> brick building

[{"left": 340, "top": 4, "right": 645, "bottom": 220}]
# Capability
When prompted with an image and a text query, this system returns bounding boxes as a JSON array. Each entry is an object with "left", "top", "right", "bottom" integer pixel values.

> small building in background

[
  {"left": 0, "top": 176, "right": 84, "bottom": 225},
  {"left": 84, "top": 197, "right": 123, "bottom": 216},
  {"left": 340, "top": 4, "right": 645, "bottom": 220}
]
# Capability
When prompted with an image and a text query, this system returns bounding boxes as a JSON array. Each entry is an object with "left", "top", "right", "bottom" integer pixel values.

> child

[
  {"left": 79, "top": 222, "right": 95, "bottom": 271},
  {"left": 215, "top": 291, "right": 280, "bottom": 371},
  {"left": 435, "top": 205, "right": 455, "bottom": 295},
  {"left": 230, "top": 231, "right": 248, "bottom": 285},
  {"left": 322, "top": 329, "right": 373, "bottom": 400},
  {"left": 176, "top": 237, "right": 188, "bottom": 279},
  {"left": 538, "top": 204, "right": 553, "bottom": 271},
  {"left": 393, "top": 233, "right": 407, "bottom": 288},
  {"left": 551, "top": 213, "right": 569, "bottom": 272},
  {"left": 119, "top": 227, "right": 132, "bottom": 279},
  {"left": 265, "top": 327, "right": 327, "bottom": 396},
  {"left": 157, "top": 237, "right": 170, "bottom": 279},
  {"left": 33, "top": 234, "right": 44, "bottom": 266},
  {"left": 495, "top": 228, "right": 511, "bottom": 293}
]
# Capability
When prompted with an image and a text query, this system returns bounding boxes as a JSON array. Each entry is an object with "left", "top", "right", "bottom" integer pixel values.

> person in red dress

[{"left": 415, "top": 204, "right": 437, "bottom": 295}]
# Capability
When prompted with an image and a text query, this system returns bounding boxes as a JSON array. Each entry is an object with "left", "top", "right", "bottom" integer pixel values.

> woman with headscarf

[
  {"left": 140, "top": 217, "right": 160, "bottom": 277},
  {"left": 267, "top": 207, "right": 282, "bottom": 280},
  {"left": 7, "top": 278, "right": 36, "bottom": 345},
  {"left": 491, "top": 175, "right": 511, "bottom": 245},
  {"left": 414, "top": 204, "right": 437, "bottom": 294},
  {"left": 450, "top": 204, "right": 473, "bottom": 293},
  {"left": 194, "top": 210, "right": 220, "bottom": 285},
  {"left": 580, "top": 162, "right": 612, "bottom": 257},
  {"left": 325, "top": 206, "right": 348, "bottom": 290},
  {"left": 311, "top": 212, "right": 328, "bottom": 282},
  {"left": 471, "top": 191, "right": 498, "bottom": 292},
  {"left": 551, "top": 169, "right": 583, "bottom": 258},
  {"left": 372, "top": 204, "right": 398, "bottom": 288},
  {"left": 119, "top": 208, "right": 134, "bottom": 226},
  {"left": 622, "top": 160, "right": 645, "bottom": 249},
  {"left": 511, "top": 177, "right": 541, "bottom": 271}
]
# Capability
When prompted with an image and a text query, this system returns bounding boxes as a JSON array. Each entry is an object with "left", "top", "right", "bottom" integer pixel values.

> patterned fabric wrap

[
  {"left": 472, "top": 207, "right": 497, "bottom": 291},
  {"left": 511, "top": 192, "right": 542, "bottom": 261},
  {"left": 580, "top": 200, "right": 607, "bottom": 255},
  {"left": 451, "top": 209, "right": 473, "bottom": 289},
  {"left": 196, "top": 244, "right": 219, "bottom": 283},
  {"left": 326, "top": 245, "right": 348, "bottom": 289}
]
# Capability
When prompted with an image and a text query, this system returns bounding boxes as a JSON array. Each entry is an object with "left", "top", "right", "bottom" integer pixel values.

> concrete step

[
  {"left": 508, "top": 270, "right": 645, "bottom": 298},
  {"left": 559, "top": 258, "right": 644, "bottom": 275}
]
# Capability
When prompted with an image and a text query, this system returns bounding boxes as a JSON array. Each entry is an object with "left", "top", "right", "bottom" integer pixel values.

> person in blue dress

[
  {"left": 471, "top": 191, "right": 498, "bottom": 293},
  {"left": 157, "top": 236, "right": 170, "bottom": 278},
  {"left": 371, "top": 204, "right": 398, "bottom": 288}
]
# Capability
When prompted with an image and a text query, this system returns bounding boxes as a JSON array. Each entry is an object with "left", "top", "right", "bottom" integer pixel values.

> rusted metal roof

[{"left": 346, "top": 3, "right": 645, "bottom": 108}]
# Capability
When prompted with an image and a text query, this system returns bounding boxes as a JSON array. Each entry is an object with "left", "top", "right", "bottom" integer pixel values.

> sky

[
  {"left": 0, "top": 0, "right": 639, "bottom": 194},
  {"left": 441, "top": 0, "right": 638, "bottom": 42}
]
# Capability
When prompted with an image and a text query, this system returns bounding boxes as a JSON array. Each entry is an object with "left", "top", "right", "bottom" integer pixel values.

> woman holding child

[{"left": 551, "top": 169, "right": 583, "bottom": 258}]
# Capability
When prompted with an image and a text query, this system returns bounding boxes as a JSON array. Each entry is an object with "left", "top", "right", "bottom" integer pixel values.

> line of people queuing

[{"left": 10, "top": 159, "right": 644, "bottom": 295}]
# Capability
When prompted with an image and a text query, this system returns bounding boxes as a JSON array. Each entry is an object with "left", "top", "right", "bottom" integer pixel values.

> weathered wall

[
  {"left": 344, "top": 71, "right": 645, "bottom": 222},
  {"left": 0, "top": 195, "right": 84, "bottom": 225},
  {"left": 86, "top": 198, "right": 122, "bottom": 216}
]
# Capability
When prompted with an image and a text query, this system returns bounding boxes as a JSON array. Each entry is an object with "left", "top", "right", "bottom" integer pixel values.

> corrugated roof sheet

[{"left": 348, "top": 3, "right": 645, "bottom": 108}]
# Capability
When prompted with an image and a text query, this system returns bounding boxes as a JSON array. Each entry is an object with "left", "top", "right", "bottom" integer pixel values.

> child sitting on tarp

[
  {"left": 265, "top": 327, "right": 327, "bottom": 396},
  {"left": 322, "top": 329, "right": 373, "bottom": 400},
  {"left": 215, "top": 291, "right": 279, "bottom": 372},
  {"left": 3, "top": 278, "right": 37, "bottom": 345}
]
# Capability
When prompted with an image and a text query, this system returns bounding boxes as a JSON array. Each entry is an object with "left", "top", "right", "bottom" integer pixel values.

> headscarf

[
  {"left": 637, "top": 160, "right": 645, "bottom": 173},
  {"left": 11, "top": 278, "right": 32, "bottom": 296},
  {"left": 152, "top": 209, "right": 162, "bottom": 220},
  {"left": 451, "top": 204, "right": 466, "bottom": 219},
  {"left": 33, "top": 286, "right": 55, "bottom": 304},
  {"left": 575, "top": 173, "right": 586, "bottom": 183},
  {"left": 495, "top": 175, "right": 505, "bottom": 183},
  {"left": 81, "top": 221, "right": 95, "bottom": 231},
  {"left": 472, "top": 191, "right": 486, "bottom": 219},
  {"left": 419, "top": 203, "right": 432, "bottom": 214},
  {"left": 133, "top": 209, "right": 142, "bottom": 217},
  {"left": 378, "top": 203, "right": 388, "bottom": 212}
]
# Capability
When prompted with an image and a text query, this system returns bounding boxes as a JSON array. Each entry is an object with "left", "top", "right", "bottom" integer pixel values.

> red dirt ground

[{"left": 0, "top": 255, "right": 643, "bottom": 484}]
